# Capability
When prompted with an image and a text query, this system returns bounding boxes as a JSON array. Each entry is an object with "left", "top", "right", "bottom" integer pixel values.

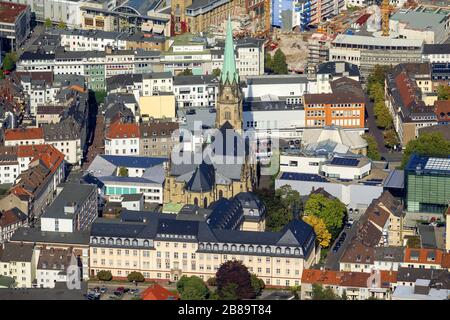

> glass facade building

[{"left": 405, "top": 154, "right": 450, "bottom": 214}]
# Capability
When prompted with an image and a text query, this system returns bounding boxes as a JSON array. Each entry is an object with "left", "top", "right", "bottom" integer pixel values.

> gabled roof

[
  {"left": 404, "top": 248, "right": 444, "bottom": 265},
  {"left": 0, "top": 208, "right": 27, "bottom": 228},
  {"left": 186, "top": 162, "right": 215, "bottom": 192},
  {"left": 0, "top": 243, "right": 34, "bottom": 263},
  {"left": 4, "top": 127, "right": 44, "bottom": 141},
  {"left": 141, "top": 284, "right": 179, "bottom": 300},
  {"left": 106, "top": 122, "right": 140, "bottom": 139}
]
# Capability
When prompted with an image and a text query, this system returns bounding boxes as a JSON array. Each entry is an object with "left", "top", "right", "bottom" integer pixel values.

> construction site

[{"left": 197, "top": 0, "right": 421, "bottom": 74}]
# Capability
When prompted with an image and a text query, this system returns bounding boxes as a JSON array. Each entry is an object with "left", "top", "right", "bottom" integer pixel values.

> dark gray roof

[
  {"left": 0, "top": 243, "right": 34, "bottom": 262},
  {"left": 246, "top": 75, "right": 309, "bottom": 85},
  {"left": 418, "top": 224, "right": 438, "bottom": 249},
  {"left": 374, "top": 246, "right": 405, "bottom": 262},
  {"left": 106, "top": 74, "right": 143, "bottom": 91},
  {"left": 316, "top": 61, "right": 360, "bottom": 77},
  {"left": 41, "top": 183, "right": 95, "bottom": 220},
  {"left": 10, "top": 227, "right": 90, "bottom": 246},
  {"left": 207, "top": 198, "right": 243, "bottom": 229},
  {"left": 143, "top": 72, "right": 172, "bottom": 79},
  {"left": 20, "top": 51, "right": 55, "bottom": 60},
  {"left": 186, "top": 162, "right": 215, "bottom": 192},
  {"left": 174, "top": 75, "right": 219, "bottom": 86},
  {"left": 423, "top": 44, "right": 450, "bottom": 55},
  {"left": 397, "top": 267, "right": 450, "bottom": 289},
  {"left": 122, "top": 193, "right": 144, "bottom": 202},
  {"left": 90, "top": 212, "right": 316, "bottom": 254}
]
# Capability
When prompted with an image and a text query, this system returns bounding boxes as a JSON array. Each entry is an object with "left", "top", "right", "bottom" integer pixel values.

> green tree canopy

[
  {"left": 271, "top": 49, "right": 288, "bottom": 74},
  {"left": 216, "top": 260, "right": 255, "bottom": 300},
  {"left": 177, "top": 276, "right": 210, "bottom": 300},
  {"left": 2, "top": 52, "right": 17, "bottom": 72},
  {"left": 127, "top": 271, "right": 145, "bottom": 282},
  {"left": 118, "top": 167, "right": 128, "bottom": 177},
  {"left": 212, "top": 68, "right": 221, "bottom": 77},
  {"left": 44, "top": 18, "right": 52, "bottom": 29},
  {"left": 250, "top": 274, "right": 265, "bottom": 297},
  {"left": 178, "top": 68, "right": 193, "bottom": 76},
  {"left": 304, "top": 193, "right": 346, "bottom": 238},
  {"left": 311, "top": 283, "right": 340, "bottom": 300},
  {"left": 264, "top": 53, "right": 273, "bottom": 73},
  {"left": 400, "top": 132, "right": 450, "bottom": 168},
  {"left": 384, "top": 129, "right": 399, "bottom": 149},
  {"left": 257, "top": 185, "right": 300, "bottom": 232},
  {"left": 362, "top": 134, "right": 381, "bottom": 161},
  {"left": 57, "top": 20, "right": 66, "bottom": 29},
  {"left": 97, "top": 270, "right": 113, "bottom": 281},
  {"left": 437, "top": 84, "right": 450, "bottom": 100}
]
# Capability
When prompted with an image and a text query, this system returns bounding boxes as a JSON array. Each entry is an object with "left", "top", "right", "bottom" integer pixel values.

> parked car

[
  {"left": 87, "top": 293, "right": 100, "bottom": 300},
  {"left": 332, "top": 245, "right": 340, "bottom": 253},
  {"left": 339, "top": 232, "right": 347, "bottom": 241},
  {"left": 100, "top": 287, "right": 107, "bottom": 294},
  {"left": 209, "top": 108, "right": 216, "bottom": 113},
  {"left": 130, "top": 288, "right": 139, "bottom": 295},
  {"left": 114, "top": 287, "right": 125, "bottom": 296},
  {"left": 186, "top": 109, "right": 196, "bottom": 115},
  {"left": 123, "top": 288, "right": 130, "bottom": 294}
]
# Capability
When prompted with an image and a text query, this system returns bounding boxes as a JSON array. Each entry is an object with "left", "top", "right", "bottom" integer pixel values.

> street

[
  {"left": 365, "top": 98, "right": 403, "bottom": 162},
  {"left": 324, "top": 222, "right": 359, "bottom": 271}
]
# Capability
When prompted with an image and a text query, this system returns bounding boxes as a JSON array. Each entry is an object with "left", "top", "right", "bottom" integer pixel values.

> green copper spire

[{"left": 220, "top": 15, "right": 239, "bottom": 85}]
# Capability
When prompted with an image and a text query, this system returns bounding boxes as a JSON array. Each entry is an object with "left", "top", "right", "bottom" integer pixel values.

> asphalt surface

[
  {"left": 365, "top": 99, "right": 404, "bottom": 162},
  {"left": 324, "top": 222, "right": 359, "bottom": 271}
]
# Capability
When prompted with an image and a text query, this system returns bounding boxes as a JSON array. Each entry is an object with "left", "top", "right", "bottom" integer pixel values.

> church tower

[{"left": 215, "top": 16, "right": 243, "bottom": 133}]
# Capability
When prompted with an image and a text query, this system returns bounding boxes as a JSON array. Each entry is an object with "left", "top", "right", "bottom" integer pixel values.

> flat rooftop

[
  {"left": 391, "top": 9, "right": 449, "bottom": 31},
  {"left": 0, "top": 1, "right": 28, "bottom": 24}
]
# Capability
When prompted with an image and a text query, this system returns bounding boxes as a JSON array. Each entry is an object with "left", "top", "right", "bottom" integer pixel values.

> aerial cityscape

[{"left": 0, "top": 0, "right": 449, "bottom": 303}]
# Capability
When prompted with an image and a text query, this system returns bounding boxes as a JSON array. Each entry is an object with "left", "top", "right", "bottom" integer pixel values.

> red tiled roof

[
  {"left": 434, "top": 100, "right": 450, "bottom": 122},
  {"left": 394, "top": 72, "right": 418, "bottom": 108},
  {"left": 106, "top": 122, "right": 140, "bottom": 139},
  {"left": 301, "top": 269, "right": 341, "bottom": 285},
  {"left": 441, "top": 253, "right": 450, "bottom": 269},
  {"left": 5, "top": 127, "right": 44, "bottom": 141},
  {"left": 404, "top": 248, "right": 444, "bottom": 265},
  {"left": 141, "top": 284, "right": 179, "bottom": 300},
  {"left": 380, "top": 270, "right": 398, "bottom": 287},
  {"left": 0, "top": 209, "right": 26, "bottom": 227},
  {"left": 0, "top": 1, "right": 28, "bottom": 24}
]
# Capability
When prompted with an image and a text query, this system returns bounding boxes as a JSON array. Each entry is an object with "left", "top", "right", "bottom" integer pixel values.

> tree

[
  {"left": 178, "top": 68, "right": 193, "bottom": 76},
  {"left": 264, "top": 53, "right": 273, "bottom": 73},
  {"left": 271, "top": 49, "right": 288, "bottom": 74},
  {"left": 367, "top": 65, "right": 390, "bottom": 89},
  {"left": 2, "top": 52, "right": 17, "bottom": 72},
  {"left": 400, "top": 132, "right": 450, "bottom": 168},
  {"left": 44, "top": 18, "right": 52, "bottom": 29},
  {"left": 250, "top": 274, "right": 265, "bottom": 296},
  {"left": 311, "top": 283, "right": 339, "bottom": 300},
  {"left": 384, "top": 129, "right": 399, "bottom": 149},
  {"left": 362, "top": 134, "right": 381, "bottom": 161},
  {"left": 127, "top": 271, "right": 145, "bottom": 282},
  {"left": 57, "top": 20, "right": 66, "bottom": 29},
  {"left": 118, "top": 167, "right": 128, "bottom": 177},
  {"left": 216, "top": 260, "right": 255, "bottom": 300},
  {"left": 303, "top": 215, "right": 332, "bottom": 248},
  {"left": 304, "top": 194, "right": 346, "bottom": 238},
  {"left": 177, "top": 276, "right": 210, "bottom": 300},
  {"left": 256, "top": 186, "right": 298, "bottom": 232},
  {"left": 97, "top": 270, "right": 113, "bottom": 281},
  {"left": 212, "top": 68, "right": 221, "bottom": 77},
  {"left": 437, "top": 85, "right": 450, "bottom": 100},
  {"left": 341, "top": 290, "right": 348, "bottom": 300},
  {"left": 375, "top": 111, "right": 393, "bottom": 129},
  {"left": 275, "top": 185, "right": 302, "bottom": 213},
  {"left": 206, "top": 277, "right": 216, "bottom": 287},
  {"left": 94, "top": 90, "right": 107, "bottom": 105}
]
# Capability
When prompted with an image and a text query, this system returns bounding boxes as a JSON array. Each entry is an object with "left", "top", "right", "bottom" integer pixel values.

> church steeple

[
  {"left": 220, "top": 15, "right": 239, "bottom": 85},
  {"left": 215, "top": 15, "right": 242, "bottom": 132}
]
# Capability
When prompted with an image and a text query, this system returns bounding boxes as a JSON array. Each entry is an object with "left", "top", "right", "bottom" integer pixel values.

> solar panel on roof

[
  {"left": 280, "top": 172, "right": 328, "bottom": 182},
  {"left": 330, "top": 157, "right": 360, "bottom": 166}
]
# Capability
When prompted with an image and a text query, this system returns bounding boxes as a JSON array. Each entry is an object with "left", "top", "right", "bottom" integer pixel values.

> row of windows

[{"left": 199, "top": 243, "right": 301, "bottom": 255}]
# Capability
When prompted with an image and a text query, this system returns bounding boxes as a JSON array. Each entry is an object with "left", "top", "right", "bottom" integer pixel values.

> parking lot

[
  {"left": 86, "top": 283, "right": 146, "bottom": 300},
  {"left": 324, "top": 221, "right": 359, "bottom": 271}
]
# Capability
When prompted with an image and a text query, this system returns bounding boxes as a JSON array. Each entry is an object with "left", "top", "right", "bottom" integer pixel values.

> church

[{"left": 163, "top": 17, "right": 256, "bottom": 208}]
